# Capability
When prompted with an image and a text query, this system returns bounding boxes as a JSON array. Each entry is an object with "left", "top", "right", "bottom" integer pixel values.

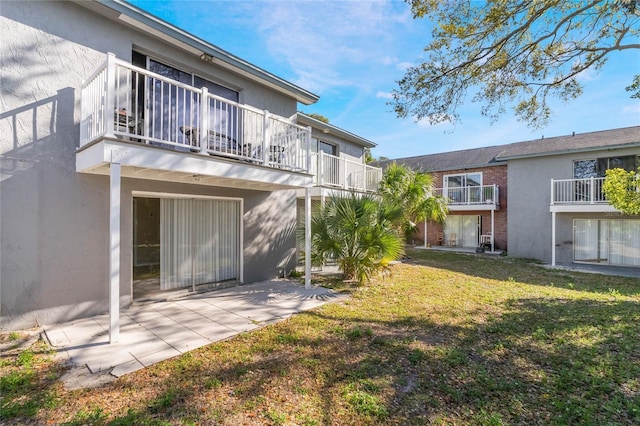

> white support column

[
  {"left": 423, "top": 219, "right": 428, "bottom": 248},
  {"left": 551, "top": 211, "right": 556, "bottom": 266},
  {"left": 304, "top": 187, "right": 312, "bottom": 289},
  {"left": 109, "top": 161, "right": 121, "bottom": 343},
  {"left": 491, "top": 209, "right": 495, "bottom": 253}
]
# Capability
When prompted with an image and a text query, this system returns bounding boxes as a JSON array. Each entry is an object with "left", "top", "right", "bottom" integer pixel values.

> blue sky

[{"left": 129, "top": 0, "right": 640, "bottom": 159}]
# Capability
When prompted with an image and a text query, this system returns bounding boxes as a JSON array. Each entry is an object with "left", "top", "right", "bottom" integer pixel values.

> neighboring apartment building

[
  {"left": 0, "top": 0, "right": 379, "bottom": 331},
  {"left": 497, "top": 127, "right": 639, "bottom": 267},
  {"left": 386, "top": 126, "right": 640, "bottom": 270},
  {"left": 384, "top": 147, "right": 508, "bottom": 252}
]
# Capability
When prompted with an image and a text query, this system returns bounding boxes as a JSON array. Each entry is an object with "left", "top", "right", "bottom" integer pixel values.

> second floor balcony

[
  {"left": 550, "top": 177, "right": 618, "bottom": 212},
  {"left": 435, "top": 184, "right": 500, "bottom": 211},
  {"left": 309, "top": 151, "right": 381, "bottom": 193},
  {"left": 77, "top": 53, "right": 313, "bottom": 191}
]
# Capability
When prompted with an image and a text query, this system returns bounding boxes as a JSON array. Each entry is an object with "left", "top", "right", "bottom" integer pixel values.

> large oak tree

[{"left": 392, "top": 0, "right": 640, "bottom": 128}]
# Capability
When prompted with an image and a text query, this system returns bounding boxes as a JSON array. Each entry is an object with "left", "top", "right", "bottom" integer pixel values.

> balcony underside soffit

[{"left": 76, "top": 138, "right": 313, "bottom": 192}]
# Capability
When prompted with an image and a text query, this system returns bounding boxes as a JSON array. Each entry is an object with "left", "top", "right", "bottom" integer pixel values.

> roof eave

[
  {"left": 496, "top": 141, "right": 640, "bottom": 161},
  {"left": 297, "top": 113, "right": 377, "bottom": 148},
  {"left": 85, "top": 0, "right": 319, "bottom": 105}
]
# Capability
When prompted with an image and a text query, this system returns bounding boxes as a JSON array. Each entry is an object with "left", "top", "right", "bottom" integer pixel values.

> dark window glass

[
  {"left": 574, "top": 160, "right": 597, "bottom": 178},
  {"left": 318, "top": 141, "right": 336, "bottom": 156},
  {"left": 194, "top": 76, "right": 238, "bottom": 102}
]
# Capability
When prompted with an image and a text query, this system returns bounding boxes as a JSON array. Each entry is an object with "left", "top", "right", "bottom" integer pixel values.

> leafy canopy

[
  {"left": 393, "top": 0, "right": 640, "bottom": 128},
  {"left": 379, "top": 162, "right": 448, "bottom": 242},
  {"left": 603, "top": 167, "right": 640, "bottom": 215}
]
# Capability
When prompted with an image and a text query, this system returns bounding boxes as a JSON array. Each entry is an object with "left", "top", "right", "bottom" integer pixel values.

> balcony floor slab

[{"left": 76, "top": 138, "right": 313, "bottom": 191}]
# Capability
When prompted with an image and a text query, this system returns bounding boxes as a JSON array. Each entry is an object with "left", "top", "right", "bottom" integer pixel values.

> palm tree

[
  {"left": 379, "top": 162, "right": 448, "bottom": 243},
  {"left": 309, "top": 193, "right": 404, "bottom": 284}
]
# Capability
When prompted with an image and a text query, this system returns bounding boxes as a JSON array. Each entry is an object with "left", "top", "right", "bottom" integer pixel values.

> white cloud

[
  {"left": 622, "top": 103, "right": 640, "bottom": 114},
  {"left": 396, "top": 61, "right": 413, "bottom": 71},
  {"left": 381, "top": 56, "right": 398, "bottom": 66},
  {"left": 255, "top": 1, "right": 409, "bottom": 93},
  {"left": 376, "top": 91, "right": 393, "bottom": 99}
]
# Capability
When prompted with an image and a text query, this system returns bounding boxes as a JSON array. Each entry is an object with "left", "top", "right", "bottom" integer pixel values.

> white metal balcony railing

[
  {"left": 80, "top": 53, "right": 311, "bottom": 172},
  {"left": 435, "top": 184, "right": 499, "bottom": 205},
  {"left": 309, "top": 151, "right": 382, "bottom": 193},
  {"left": 551, "top": 177, "right": 609, "bottom": 204}
]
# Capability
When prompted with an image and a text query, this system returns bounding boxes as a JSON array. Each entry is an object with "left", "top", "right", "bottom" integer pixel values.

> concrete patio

[{"left": 44, "top": 280, "right": 345, "bottom": 382}]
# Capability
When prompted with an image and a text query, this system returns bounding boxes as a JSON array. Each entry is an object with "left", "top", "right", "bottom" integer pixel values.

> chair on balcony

[
  {"left": 179, "top": 126, "right": 237, "bottom": 154},
  {"left": 436, "top": 232, "right": 444, "bottom": 246},
  {"left": 448, "top": 233, "right": 457, "bottom": 247}
]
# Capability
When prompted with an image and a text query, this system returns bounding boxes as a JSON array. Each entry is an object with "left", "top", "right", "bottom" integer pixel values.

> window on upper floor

[
  {"left": 573, "top": 155, "right": 638, "bottom": 179},
  {"left": 130, "top": 52, "right": 240, "bottom": 145},
  {"left": 443, "top": 172, "right": 483, "bottom": 203},
  {"left": 311, "top": 138, "right": 337, "bottom": 156},
  {"left": 443, "top": 172, "right": 482, "bottom": 188}
]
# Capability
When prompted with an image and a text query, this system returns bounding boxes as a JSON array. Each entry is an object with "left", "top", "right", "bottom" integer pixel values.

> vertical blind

[
  {"left": 160, "top": 198, "right": 240, "bottom": 290},
  {"left": 574, "top": 219, "right": 640, "bottom": 266}
]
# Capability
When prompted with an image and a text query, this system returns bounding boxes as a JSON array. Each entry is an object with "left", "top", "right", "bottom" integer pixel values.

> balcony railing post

[
  {"left": 199, "top": 87, "right": 209, "bottom": 155},
  {"left": 318, "top": 152, "right": 324, "bottom": 186},
  {"left": 262, "top": 110, "right": 270, "bottom": 165},
  {"left": 550, "top": 179, "right": 555, "bottom": 205},
  {"left": 104, "top": 53, "right": 116, "bottom": 137},
  {"left": 590, "top": 177, "right": 595, "bottom": 204},
  {"left": 306, "top": 126, "right": 312, "bottom": 173}
]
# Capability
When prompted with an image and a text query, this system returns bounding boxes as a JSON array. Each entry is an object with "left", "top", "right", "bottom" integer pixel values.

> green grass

[{"left": 1, "top": 250, "right": 639, "bottom": 425}]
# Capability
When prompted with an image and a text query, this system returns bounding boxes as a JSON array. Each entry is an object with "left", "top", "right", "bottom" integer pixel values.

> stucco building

[
  {"left": 387, "top": 127, "right": 640, "bottom": 269},
  {"left": 0, "top": 0, "right": 380, "bottom": 331}
]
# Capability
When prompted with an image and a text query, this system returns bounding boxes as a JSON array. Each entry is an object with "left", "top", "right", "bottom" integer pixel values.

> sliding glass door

[
  {"left": 160, "top": 198, "right": 240, "bottom": 290},
  {"left": 444, "top": 215, "right": 480, "bottom": 247},
  {"left": 574, "top": 219, "right": 640, "bottom": 266}
]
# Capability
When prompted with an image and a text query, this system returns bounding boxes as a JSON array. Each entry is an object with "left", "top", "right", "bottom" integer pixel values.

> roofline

[
  {"left": 86, "top": 0, "right": 319, "bottom": 105},
  {"left": 414, "top": 162, "right": 505, "bottom": 173},
  {"left": 496, "top": 141, "right": 640, "bottom": 161},
  {"left": 377, "top": 160, "right": 505, "bottom": 173},
  {"left": 297, "top": 113, "right": 377, "bottom": 148}
]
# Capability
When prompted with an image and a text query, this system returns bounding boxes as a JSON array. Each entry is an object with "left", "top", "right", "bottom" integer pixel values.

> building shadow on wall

[
  {"left": 243, "top": 191, "right": 298, "bottom": 281},
  {"left": 0, "top": 87, "right": 109, "bottom": 327}
]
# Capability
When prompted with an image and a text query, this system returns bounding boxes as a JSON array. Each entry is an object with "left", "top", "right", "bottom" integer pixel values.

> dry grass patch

[{"left": 2, "top": 250, "right": 639, "bottom": 425}]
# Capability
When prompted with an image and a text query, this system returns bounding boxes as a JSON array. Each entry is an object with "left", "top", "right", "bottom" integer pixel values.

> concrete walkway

[{"left": 44, "top": 280, "right": 344, "bottom": 381}]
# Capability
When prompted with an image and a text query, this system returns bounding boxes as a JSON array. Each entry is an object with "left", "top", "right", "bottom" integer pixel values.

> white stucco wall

[{"left": 1, "top": 1, "right": 300, "bottom": 329}]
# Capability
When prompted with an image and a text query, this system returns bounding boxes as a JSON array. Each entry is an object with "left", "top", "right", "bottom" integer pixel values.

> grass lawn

[{"left": 2, "top": 249, "right": 639, "bottom": 425}]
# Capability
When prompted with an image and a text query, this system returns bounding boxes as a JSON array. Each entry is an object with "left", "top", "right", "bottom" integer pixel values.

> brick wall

[{"left": 413, "top": 165, "right": 508, "bottom": 250}]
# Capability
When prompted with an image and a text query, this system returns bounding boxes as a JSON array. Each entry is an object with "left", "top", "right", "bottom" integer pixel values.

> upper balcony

[
  {"left": 550, "top": 177, "right": 618, "bottom": 212},
  {"left": 76, "top": 54, "right": 313, "bottom": 191},
  {"left": 308, "top": 151, "right": 381, "bottom": 194},
  {"left": 435, "top": 184, "right": 500, "bottom": 211}
]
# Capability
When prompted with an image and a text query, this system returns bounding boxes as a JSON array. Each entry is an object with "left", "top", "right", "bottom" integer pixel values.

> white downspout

[
  {"left": 423, "top": 219, "right": 428, "bottom": 248},
  {"left": 109, "top": 159, "right": 121, "bottom": 343}
]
